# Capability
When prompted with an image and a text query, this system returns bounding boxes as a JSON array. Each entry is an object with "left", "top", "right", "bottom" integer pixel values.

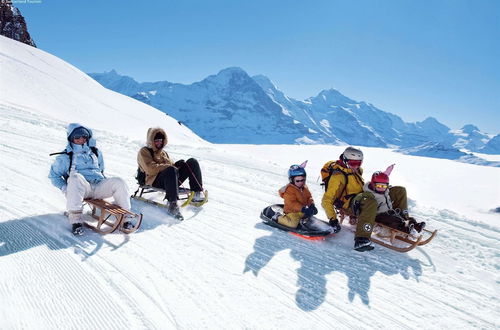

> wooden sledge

[
  {"left": 132, "top": 185, "right": 208, "bottom": 208},
  {"left": 339, "top": 212, "right": 437, "bottom": 252},
  {"left": 84, "top": 199, "right": 143, "bottom": 235},
  {"left": 370, "top": 223, "right": 437, "bottom": 252}
]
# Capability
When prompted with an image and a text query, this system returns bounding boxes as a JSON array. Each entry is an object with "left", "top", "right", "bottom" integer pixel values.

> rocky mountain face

[
  {"left": 0, "top": 1, "right": 36, "bottom": 47},
  {"left": 89, "top": 68, "right": 499, "bottom": 155}
]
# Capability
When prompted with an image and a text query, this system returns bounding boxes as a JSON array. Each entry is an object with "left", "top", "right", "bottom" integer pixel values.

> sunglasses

[
  {"left": 294, "top": 179, "right": 305, "bottom": 183},
  {"left": 72, "top": 135, "right": 88, "bottom": 140},
  {"left": 374, "top": 183, "right": 388, "bottom": 189},
  {"left": 347, "top": 160, "right": 362, "bottom": 167},
  {"left": 154, "top": 139, "right": 163, "bottom": 142}
]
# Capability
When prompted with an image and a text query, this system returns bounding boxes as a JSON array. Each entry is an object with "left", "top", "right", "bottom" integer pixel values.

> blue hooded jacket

[{"left": 48, "top": 123, "right": 105, "bottom": 190}]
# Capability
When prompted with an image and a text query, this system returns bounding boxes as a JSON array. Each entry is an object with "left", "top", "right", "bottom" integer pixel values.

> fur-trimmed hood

[{"left": 146, "top": 127, "right": 168, "bottom": 152}]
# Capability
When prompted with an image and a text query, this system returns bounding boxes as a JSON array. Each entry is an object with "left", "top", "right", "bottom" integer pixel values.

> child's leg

[{"left": 277, "top": 212, "right": 303, "bottom": 229}]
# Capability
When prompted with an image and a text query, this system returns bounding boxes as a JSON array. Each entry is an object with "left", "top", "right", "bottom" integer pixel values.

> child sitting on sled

[
  {"left": 362, "top": 164, "right": 426, "bottom": 234},
  {"left": 274, "top": 162, "right": 338, "bottom": 233}
]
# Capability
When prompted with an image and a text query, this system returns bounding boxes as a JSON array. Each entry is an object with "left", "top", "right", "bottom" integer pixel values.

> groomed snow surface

[{"left": 1, "top": 35, "right": 499, "bottom": 329}]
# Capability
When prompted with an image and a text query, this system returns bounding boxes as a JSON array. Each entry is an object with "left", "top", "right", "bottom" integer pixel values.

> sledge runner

[
  {"left": 136, "top": 127, "right": 206, "bottom": 220},
  {"left": 49, "top": 123, "right": 133, "bottom": 235}
]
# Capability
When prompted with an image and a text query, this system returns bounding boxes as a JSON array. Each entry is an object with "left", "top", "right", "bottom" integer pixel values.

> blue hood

[{"left": 66, "top": 123, "right": 96, "bottom": 151}]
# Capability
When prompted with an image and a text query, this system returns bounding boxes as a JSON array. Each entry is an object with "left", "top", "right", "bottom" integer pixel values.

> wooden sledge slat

[
  {"left": 83, "top": 199, "right": 142, "bottom": 235},
  {"left": 370, "top": 235, "right": 423, "bottom": 253},
  {"left": 371, "top": 223, "right": 424, "bottom": 253},
  {"left": 417, "top": 228, "right": 437, "bottom": 246}
]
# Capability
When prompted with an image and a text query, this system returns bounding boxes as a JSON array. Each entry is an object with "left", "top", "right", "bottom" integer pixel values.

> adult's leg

[
  {"left": 152, "top": 166, "right": 179, "bottom": 202},
  {"left": 352, "top": 192, "right": 377, "bottom": 238},
  {"left": 176, "top": 158, "right": 203, "bottom": 191},
  {"left": 66, "top": 173, "right": 92, "bottom": 224},
  {"left": 92, "top": 177, "right": 131, "bottom": 211}
]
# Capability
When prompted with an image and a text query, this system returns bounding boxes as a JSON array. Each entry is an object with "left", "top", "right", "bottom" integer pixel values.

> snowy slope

[
  {"left": 0, "top": 36, "right": 202, "bottom": 144},
  {"left": 1, "top": 36, "right": 500, "bottom": 329}
]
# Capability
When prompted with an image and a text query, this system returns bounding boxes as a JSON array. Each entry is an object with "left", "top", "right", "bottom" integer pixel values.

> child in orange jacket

[{"left": 275, "top": 162, "right": 318, "bottom": 229}]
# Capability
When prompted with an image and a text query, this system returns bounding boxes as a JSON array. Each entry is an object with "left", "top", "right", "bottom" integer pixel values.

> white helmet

[{"left": 342, "top": 147, "right": 363, "bottom": 161}]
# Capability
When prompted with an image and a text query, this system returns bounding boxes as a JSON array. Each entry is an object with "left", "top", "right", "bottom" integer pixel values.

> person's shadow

[
  {"left": 0, "top": 199, "right": 189, "bottom": 260},
  {"left": 0, "top": 213, "right": 131, "bottom": 260},
  {"left": 244, "top": 223, "right": 427, "bottom": 311}
]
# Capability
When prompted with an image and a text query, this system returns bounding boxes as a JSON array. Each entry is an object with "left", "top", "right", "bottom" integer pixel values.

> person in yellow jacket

[{"left": 321, "top": 146, "right": 376, "bottom": 251}]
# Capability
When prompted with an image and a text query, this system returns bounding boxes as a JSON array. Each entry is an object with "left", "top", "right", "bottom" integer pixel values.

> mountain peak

[
  {"left": 461, "top": 124, "right": 480, "bottom": 134},
  {"left": 310, "top": 88, "right": 355, "bottom": 105},
  {"left": 203, "top": 67, "right": 254, "bottom": 86}
]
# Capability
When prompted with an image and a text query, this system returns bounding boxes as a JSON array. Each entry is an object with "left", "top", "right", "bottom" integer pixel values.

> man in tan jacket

[{"left": 137, "top": 127, "right": 204, "bottom": 220}]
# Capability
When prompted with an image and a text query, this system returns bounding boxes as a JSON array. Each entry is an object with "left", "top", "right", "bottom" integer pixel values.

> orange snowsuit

[{"left": 277, "top": 183, "right": 314, "bottom": 228}]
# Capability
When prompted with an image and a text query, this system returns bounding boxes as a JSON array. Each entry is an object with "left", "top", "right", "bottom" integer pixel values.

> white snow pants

[{"left": 66, "top": 173, "right": 131, "bottom": 224}]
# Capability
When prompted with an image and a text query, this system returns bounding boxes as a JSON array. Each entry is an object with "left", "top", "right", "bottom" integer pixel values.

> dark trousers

[
  {"left": 152, "top": 158, "right": 203, "bottom": 202},
  {"left": 375, "top": 213, "right": 406, "bottom": 231}
]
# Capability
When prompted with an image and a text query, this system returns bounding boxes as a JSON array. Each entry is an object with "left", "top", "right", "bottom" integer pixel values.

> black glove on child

[
  {"left": 310, "top": 203, "right": 318, "bottom": 215},
  {"left": 301, "top": 206, "right": 314, "bottom": 218}
]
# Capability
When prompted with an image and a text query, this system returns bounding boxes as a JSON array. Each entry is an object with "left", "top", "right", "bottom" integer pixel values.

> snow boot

[
  {"left": 168, "top": 201, "right": 184, "bottom": 221},
  {"left": 408, "top": 217, "right": 426, "bottom": 233},
  {"left": 354, "top": 237, "right": 374, "bottom": 252},
  {"left": 192, "top": 191, "right": 204, "bottom": 203},
  {"left": 329, "top": 219, "right": 341, "bottom": 234},
  {"left": 413, "top": 221, "right": 426, "bottom": 233},
  {"left": 271, "top": 212, "right": 281, "bottom": 223},
  {"left": 72, "top": 223, "right": 84, "bottom": 236}
]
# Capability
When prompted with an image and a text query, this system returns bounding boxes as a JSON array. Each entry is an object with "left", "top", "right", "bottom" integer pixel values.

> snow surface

[{"left": 1, "top": 36, "right": 500, "bottom": 329}]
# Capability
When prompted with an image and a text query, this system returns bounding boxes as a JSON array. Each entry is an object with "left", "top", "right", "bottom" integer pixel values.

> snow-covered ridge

[
  {"left": 1, "top": 35, "right": 499, "bottom": 329},
  {"left": 89, "top": 69, "right": 500, "bottom": 158}
]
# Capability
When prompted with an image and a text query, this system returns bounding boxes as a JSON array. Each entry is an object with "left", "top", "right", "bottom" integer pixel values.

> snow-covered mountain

[
  {"left": 2, "top": 34, "right": 500, "bottom": 329},
  {"left": 451, "top": 124, "right": 491, "bottom": 152},
  {"left": 89, "top": 70, "right": 497, "bottom": 154},
  {"left": 479, "top": 133, "right": 500, "bottom": 154},
  {"left": 91, "top": 68, "right": 313, "bottom": 144}
]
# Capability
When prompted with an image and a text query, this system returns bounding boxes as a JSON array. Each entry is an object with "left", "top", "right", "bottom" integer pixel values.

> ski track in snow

[{"left": 1, "top": 105, "right": 499, "bottom": 329}]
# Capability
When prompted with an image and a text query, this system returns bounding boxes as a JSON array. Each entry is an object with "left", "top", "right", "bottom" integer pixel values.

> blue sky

[{"left": 16, "top": 0, "right": 499, "bottom": 133}]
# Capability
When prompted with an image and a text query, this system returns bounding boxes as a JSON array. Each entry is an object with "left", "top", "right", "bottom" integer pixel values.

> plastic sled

[{"left": 260, "top": 204, "right": 335, "bottom": 240}]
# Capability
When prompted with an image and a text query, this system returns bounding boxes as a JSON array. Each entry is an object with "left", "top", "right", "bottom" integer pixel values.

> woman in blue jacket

[{"left": 49, "top": 123, "right": 131, "bottom": 235}]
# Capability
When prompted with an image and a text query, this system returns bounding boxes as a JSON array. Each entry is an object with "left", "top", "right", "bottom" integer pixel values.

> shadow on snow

[
  {"left": 0, "top": 199, "right": 189, "bottom": 260},
  {"left": 244, "top": 222, "right": 428, "bottom": 311}
]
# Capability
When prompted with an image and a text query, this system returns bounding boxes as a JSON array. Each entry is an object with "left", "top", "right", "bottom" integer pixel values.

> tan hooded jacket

[
  {"left": 137, "top": 127, "right": 174, "bottom": 185},
  {"left": 279, "top": 183, "right": 314, "bottom": 214}
]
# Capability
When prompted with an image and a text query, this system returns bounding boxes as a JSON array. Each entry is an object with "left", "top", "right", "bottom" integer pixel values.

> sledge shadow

[
  {"left": 244, "top": 223, "right": 426, "bottom": 311},
  {"left": 0, "top": 213, "right": 132, "bottom": 260},
  {"left": 0, "top": 199, "right": 198, "bottom": 260}
]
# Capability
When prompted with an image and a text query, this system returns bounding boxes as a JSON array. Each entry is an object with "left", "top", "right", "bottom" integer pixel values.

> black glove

[
  {"left": 301, "top": 206, "right": 313, "bottom": 218},
  {"left": 329, "top": 218, "right": 341, "bottom": 233},
  {"left": 310, "top": 203, "right": 318, "bottom": 215}
]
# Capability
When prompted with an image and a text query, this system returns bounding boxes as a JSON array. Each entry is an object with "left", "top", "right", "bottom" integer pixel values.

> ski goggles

[
  {"left": 294, "top": 179, "right": 306, "bottom": 183},
  {"left": 347, "top": 160, "right": 362, "bottom": 167},
  {"left": 72, "top": 134, "right": 89, "bottom": 140},
  {"left": 154, "top": 138, "right": 164, "bottom": 142},
  {"left": 374, "top": 183, "right": 388, "bottom": 189}
]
